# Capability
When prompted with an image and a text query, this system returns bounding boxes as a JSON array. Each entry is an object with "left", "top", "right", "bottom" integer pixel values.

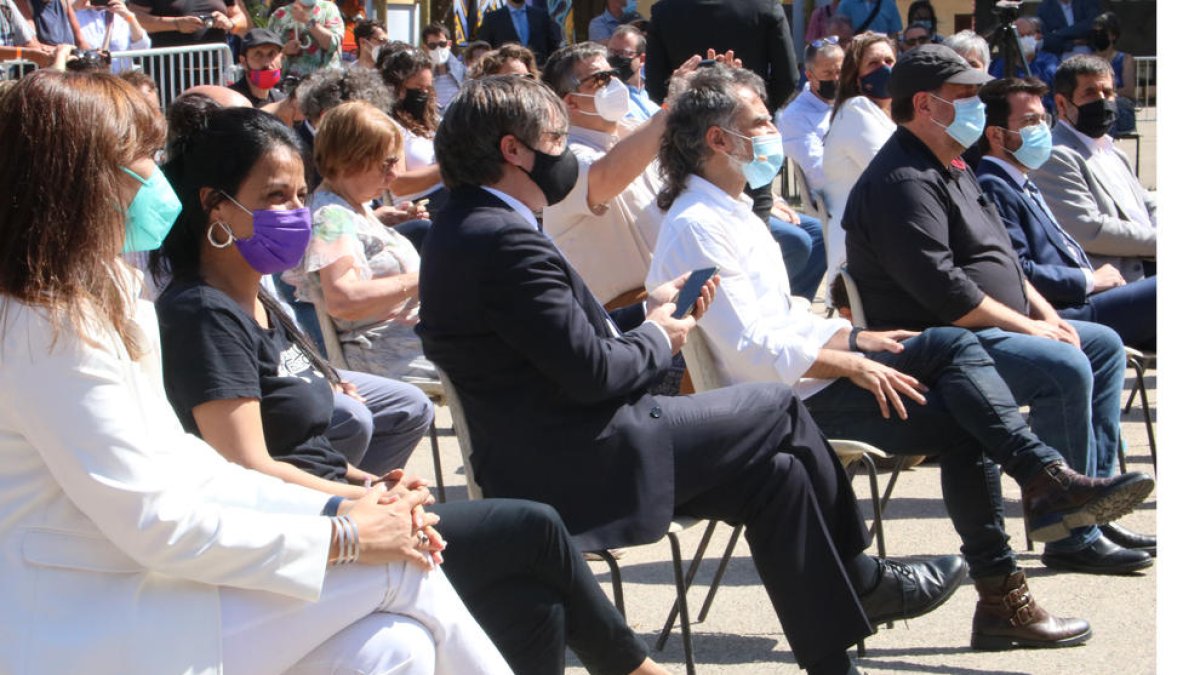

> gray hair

[
  {"left": 1054, "top": 54, "right": 1115, "bottom": 100},
  {"left": 657, "top": 65, "right": 757, "bottom": 210},
  {"left": 435, "top": 75, "right": 568, "bottom": 189},
  {"left": 944, "top": 30, "right": 990, "bottom": 70},
  {"left": 296, "top": 68, "right": 395, "bottom": 122},
  {"left": 541, "top": 41, "right": 609, "bottom": 98}
]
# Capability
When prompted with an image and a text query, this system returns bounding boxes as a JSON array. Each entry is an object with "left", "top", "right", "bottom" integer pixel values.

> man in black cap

[
  {"left": 231, "top": 28, "right": 287, "bottom": 109},
  {"left": 844, "top": 45, "right": 1155, "bottom": 583}
]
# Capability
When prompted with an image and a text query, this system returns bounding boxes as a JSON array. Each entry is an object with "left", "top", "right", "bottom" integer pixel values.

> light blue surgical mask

[
  {"left": 121, "top": 166, "right": 182, "bottom": 253},
  {"left": 624, "top": 0, "right": 638, "bottom": 14},
  {"left": 930, "top": 93, "right": 986, "bottom": 148},
  {"left": 723, "top": 128, "right": 785, "bottom": 189},
  {"left": 1004, "top": 121, "right": 1053, "bottom": 170}
]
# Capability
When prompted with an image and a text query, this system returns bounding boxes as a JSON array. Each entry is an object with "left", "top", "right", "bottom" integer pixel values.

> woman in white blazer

[
  {"left": 821, "top": 32, "right": 898, "bottom": 287},
  {"left": 0, "top": 70, "right": 509, "bottom": 675}
]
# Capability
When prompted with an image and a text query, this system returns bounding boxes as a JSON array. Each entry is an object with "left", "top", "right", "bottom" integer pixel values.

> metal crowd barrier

[
  {"left": 1133, "top": 56, "right": 1156, "bottom": 122},
  {"left": 111, "top": 43, "right": 235, "bottom": 109},
  {"left": 0, "top": 58, "right": 38, "bottom": 81}
]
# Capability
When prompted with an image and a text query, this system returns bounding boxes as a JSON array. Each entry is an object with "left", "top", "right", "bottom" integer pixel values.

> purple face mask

[{"left": 217, "top": 191, "right": 312, "bottom": 274}]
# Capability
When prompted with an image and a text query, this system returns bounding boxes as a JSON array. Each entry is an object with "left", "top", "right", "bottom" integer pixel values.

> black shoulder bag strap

[{"left": 854, "top": 0, "right": 885, "bottom": 35}]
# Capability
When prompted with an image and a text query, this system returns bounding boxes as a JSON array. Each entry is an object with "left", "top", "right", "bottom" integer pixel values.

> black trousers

[
  {"left": 431, "top": 499, "right": 645, "bottom": 675},
  {"left": 661, "top": 382, "right": 874, "bottom": 667}
]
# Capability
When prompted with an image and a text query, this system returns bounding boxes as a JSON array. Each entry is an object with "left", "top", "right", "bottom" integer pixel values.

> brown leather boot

[
  {"left": 971, "top": 571, "right": 1092, "bottom": 650},
  {"left": 1022, "top": 461, "right": 1154, "bottom": 542}
]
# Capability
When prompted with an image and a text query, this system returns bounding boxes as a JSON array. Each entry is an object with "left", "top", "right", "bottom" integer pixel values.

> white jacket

[{"left": 0, "top": 291, "right": 332, "bottom": 674}]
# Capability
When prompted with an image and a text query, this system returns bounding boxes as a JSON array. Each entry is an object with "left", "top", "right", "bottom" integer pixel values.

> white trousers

[{"left": 219, "top": 560, "right": 512, "bottom": 675}]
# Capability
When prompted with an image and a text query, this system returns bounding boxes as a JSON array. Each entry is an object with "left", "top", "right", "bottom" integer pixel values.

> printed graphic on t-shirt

[{"left": 277, "top": 343, "right": 324, "bottom": 382}]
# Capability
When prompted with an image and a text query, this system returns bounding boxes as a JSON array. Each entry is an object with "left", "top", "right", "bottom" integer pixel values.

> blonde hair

[{"left": 314, "top": 101, "right": 405, "bottom": 179}]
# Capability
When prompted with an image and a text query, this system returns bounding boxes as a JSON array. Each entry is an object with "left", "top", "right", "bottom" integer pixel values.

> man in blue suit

[
  {"left": 476, "top": 0, "right": 564, "bottom": 66},
  {"left": 976, "top": 76, "right": 1155, "bottom": 351},
  {"left": 1036, "top": 0, "right": 1101, "bottom": 57}
]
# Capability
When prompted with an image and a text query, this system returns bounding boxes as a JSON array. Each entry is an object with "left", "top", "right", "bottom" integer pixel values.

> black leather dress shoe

[
  {"left": 1041, "top": 534, "right": 1153, "bottom": 574},
  {"left": 858, "top": 555, "right": 967, "bottom": 626},
  {"left": 1100, "top": 523, "right": 1156, "bottom": 557}
]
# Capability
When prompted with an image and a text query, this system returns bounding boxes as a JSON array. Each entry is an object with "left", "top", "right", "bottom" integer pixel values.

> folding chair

[
  {"left": 310, "top": 292, "right": 447, "bottom": 502},
  {"left": 435, "top": 367, "right": 731, "bottom": 675},
  {"left": 1123, "top": 347, "right": 1156, "bottom": 473}
]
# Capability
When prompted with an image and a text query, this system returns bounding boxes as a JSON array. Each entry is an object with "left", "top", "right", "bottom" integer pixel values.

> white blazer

[{"left": 0, "top": 288, "right": 333, "bottom": 674}]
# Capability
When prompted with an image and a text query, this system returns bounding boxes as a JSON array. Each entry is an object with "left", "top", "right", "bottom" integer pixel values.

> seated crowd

[{"left": 0, "top": 3, "right": 1158, "bottom": 674}]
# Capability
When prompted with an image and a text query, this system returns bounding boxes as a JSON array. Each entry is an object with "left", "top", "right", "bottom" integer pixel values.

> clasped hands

[{"left": 343, "top": 469, "right": 446, "bottom": 570}]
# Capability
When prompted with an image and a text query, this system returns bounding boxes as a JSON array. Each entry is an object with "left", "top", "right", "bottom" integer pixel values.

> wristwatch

[{"left": 849, "top": 327, "right": 864, "bottom": 352}]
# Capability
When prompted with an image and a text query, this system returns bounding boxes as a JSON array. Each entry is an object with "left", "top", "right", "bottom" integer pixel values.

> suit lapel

[{"left": 1052, "top": 124, "right": 1133, "bottom": 221}]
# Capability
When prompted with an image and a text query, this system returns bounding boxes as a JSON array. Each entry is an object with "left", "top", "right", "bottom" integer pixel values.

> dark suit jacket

[
  {"left": 1036, "top": 0, "right": 1101, "bottom": 55},
  {"left": 976, "top": 159, "right": 1090, "bottom": 307},
  {"left": 645, "top": 0, "right": 799, "bottom": 113},
  {"left": 417, "top": 186, "right": 676, "bottom": 552},
  {"left": 476, "top": 4, "right": 563, "bottom": 65}
]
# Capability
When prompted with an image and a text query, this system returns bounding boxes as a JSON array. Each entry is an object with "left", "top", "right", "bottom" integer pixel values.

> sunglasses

[
  {"left": 426, "top": 40, "right": 450, "bottom": 49},
  {"left": 574, "top": 68, "right": 620, "bottom": 89},
  {"left": 904, "top": 35, "right": 931, "bottom": 47},
  {"left": 810, "top": 36, "right": 839, "bottom": 49}
]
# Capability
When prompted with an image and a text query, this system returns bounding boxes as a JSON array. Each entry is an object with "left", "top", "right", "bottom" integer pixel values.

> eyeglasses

[
  {"left": 810, "top": 36, "right": 839, "bottom": 49},
  {"left": 904, "top": 35, "right": 931, "bottom": 47},
  {"left": 609, "top": 48, "right": 639, "bottom": 59},
  {"left": 573, "top": 68, "right": 620, "bottom": 90},
  {"left": 426, "top": 40, "right": 450, "bottom": 49}
]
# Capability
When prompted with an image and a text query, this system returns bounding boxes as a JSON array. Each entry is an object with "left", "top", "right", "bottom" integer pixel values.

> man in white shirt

[
  {"left": 1030, "top": 54, "right": 1155, "bottom": 281},
  {"left": 776, "top": 37, "right": 843, "bottom": 200},
  {"left": 648, "top": 64, "right": 1153, "bottom": 652},
  {"left": 420, "top": 22, "right": 466, "bottom": 113},
  {"left": 540, "top": 41, "right": 670, "bottom": 306}
]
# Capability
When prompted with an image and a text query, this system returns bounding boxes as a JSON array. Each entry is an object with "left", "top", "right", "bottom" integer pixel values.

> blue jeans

[
  {"left": 767, "top": 215, "right": 826, "bottom": 301},
  {"left": 804, "top": 327, "right": 1061, "bottom": 577},
  {"left": 972, "top": 321, "right": 1126, "bottom": 553},
  {"left": 1058, "top": 276, "right": 1156, "bottom": 351}
]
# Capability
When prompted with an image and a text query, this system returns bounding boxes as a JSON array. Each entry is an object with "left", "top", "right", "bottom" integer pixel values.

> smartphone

[
  {"left": 671, "top": 267, "right": 719, "bottom": 319},
  {"left": 697, "top": 59, "right": 718, "bottom": 69},
  {"left": 89, "top": 0, "right": 109, "bottom": 6}
]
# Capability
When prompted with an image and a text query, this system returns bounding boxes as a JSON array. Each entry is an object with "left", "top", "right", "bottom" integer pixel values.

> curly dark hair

[
  {"left": 378, "top": 43, "right": 438, "bottom": 137},
  {"left": 656, "top": 66, "right": 747, "bottom": 211}
]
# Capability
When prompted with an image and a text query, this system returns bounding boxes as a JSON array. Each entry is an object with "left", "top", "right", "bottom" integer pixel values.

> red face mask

[{"left": 247, "top": 67, "right": 282, "bottom": 90}]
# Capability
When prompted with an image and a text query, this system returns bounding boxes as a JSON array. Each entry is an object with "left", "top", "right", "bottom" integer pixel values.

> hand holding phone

[{"left": 671, "top": 266, "right": 719, "bottom": 319}]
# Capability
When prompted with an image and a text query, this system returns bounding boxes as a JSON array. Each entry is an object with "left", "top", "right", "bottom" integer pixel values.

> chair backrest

[
  {"left": 681, "top": 329, "right": 728, "bottom": 393},
  {"left": 837, "top": 264, "right": 868, "bottom": 329},
  {"left": 308, "top": 291, "right": 350, "bottom": 369},
  {"left": 432, "top": 366, "right": 485, "bottom": 500}
]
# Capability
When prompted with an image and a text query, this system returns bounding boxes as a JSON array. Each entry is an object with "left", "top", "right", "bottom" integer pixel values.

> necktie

[{"left": 1025, "top": 179, "right": 1091, "bottom": 270}]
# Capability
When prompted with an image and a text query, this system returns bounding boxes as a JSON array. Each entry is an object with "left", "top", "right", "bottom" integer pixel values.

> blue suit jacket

[
  {"left": 1036, "top": 0, "right": 1101, "bottom": 55},
  {"left": 976, "top": 159, "right": 1090, "bottom": 307},
  {"left": 475, "top": 4, "right": 563, "bottom": 65}
]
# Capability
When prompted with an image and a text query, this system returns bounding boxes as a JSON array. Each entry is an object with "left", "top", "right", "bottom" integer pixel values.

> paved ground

[{"left": 404, "top": 362, "right": 1157, "bottom": 675}]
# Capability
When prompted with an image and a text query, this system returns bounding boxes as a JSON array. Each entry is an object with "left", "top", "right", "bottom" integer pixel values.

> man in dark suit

[
  {"left": 1036, "top": 0, "right": 1101, "bottom": 57},
  {"left": 977, "top": 77, "right": 1155, "bottom": 351},
  {"left": 644, "top": 0, "right": 798, "bottom": 113},
  {"left": 419, "top": 75, "right": 968, "bottom": 675},
  {"left": 476, "top": 0, "right": 563, "bottom": 66}
]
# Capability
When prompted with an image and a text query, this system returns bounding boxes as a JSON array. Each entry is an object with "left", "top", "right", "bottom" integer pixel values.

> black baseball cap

[
  {"left": 242, "top": 28, "right": 285, "bottom": 50},
  {"left": 887, "top": 44, "right": 992, "bottom": 102}
]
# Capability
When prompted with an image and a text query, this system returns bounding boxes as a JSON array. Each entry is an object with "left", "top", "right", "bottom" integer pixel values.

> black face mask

[
  {"left": 816, "top": 79, "right": 838, "bottom": 100},
  {"left": 519, "top": 144, "right": 579, "bottom": 207},
  {"left": 609, "top": 54, "right": 636, "bottom": 83},
  {"left": 401, "top": 88, "right": 429, "bottom": 119},
  {"left": 1069, "top": 97, "right": 1118, "bottom": 138},
  {"left": 1089, "top": 30, "right": 1111, "bottom": 52}
]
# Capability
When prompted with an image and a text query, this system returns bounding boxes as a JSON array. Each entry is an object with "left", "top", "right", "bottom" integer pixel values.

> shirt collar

[
  {"left": 684, "top": 174, "right": 755, "bottom": 214},
  {"left": 895, "top": 126, "right": 956, "bottom": 177},
  {"left": 981, "top": 155, "right": 1028, "bottom": 187},
  {"left": 482, "top": 186, "right": 540, "bottom": 230},
  {"left": 798, "top": 84, "right": 831, "bottom": 112},
  {"left": 1060, "top": 118, "right": 1112, "bottom": 152},
  {"left": 508, "top": 1, "right": 526, "bottom": 13},
  {"left": 568, "top": 123, "right": 625, "bottom": 151}
]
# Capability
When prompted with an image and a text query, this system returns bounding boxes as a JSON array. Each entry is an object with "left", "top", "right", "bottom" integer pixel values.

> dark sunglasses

[
  {"left": 904, "top": 35, "right": 931, "bottom": 47},
  {"left": 574, "top": 68, "right": 620, "bottom": 89},
  {"left": 426, "top": 40, "right": 450, "bottom": 49}
]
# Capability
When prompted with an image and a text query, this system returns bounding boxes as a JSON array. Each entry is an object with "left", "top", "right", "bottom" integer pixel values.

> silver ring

[{"left": 416, "top": 531, "right": 430, "bottom": 547}]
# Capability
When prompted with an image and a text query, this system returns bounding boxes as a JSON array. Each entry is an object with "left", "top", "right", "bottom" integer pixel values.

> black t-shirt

[
  {"left": 156, "top": 278, "right": 347, "bottom": 481},
  {"left": 129, "top": 0, "right": 234, "bottom": 47},
  {"left": 230, "top": 76, "right": 286, "bottom": 108}
]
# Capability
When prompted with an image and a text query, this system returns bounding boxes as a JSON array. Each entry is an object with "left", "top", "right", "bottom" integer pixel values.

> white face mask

[
  {"left": 1018, "top": 35, "right": 1039, "bottom": 58},
  {"left": 572, "top": 77, "right": 630, "bottom": 123},
  {"left": 430, "top": 46, "right": 451, "bottom": 66},
  {"left": 370, "top": 45, "right": 381, "bottom": 62}
]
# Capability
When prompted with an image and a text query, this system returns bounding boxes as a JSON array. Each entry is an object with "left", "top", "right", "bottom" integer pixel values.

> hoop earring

[{"left": 207, "top": 221, "right": 236, "bottom": 248}]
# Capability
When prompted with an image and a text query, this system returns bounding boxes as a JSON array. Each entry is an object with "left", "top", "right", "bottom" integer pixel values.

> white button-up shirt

[
  {"left": 542, "top": 123, "right": 665, "bottom": 304},
  {"left": 776, "top": 83, "right": 833, "bottom": 194},
  {"left": 647, "top": 175, "right": 851, "bottom": 399}
]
